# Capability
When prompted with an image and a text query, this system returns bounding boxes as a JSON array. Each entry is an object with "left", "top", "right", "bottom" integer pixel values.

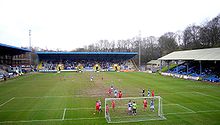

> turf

[{"left": 0, "top": 72, "right": 219, "bottom": 125}]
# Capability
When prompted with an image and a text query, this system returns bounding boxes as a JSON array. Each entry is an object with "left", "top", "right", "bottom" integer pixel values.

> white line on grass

[
  {"left": 164, "top": 103, "right": 196, "bottom": 113},
  {"left": 0, "top": 97, "right": 15, "bottom": 107},
  {"left": 62, "top": 108, "right": 66, "bottom": 120},
  {"left": 165, "top": 110, "right": 220, "bottom": 115},
  {"left": 175, "top": 104, "right": 196, "bottom": 113},
  {"left": 0, "top": 109, "right": 220, "bottom": 124},
  {"left": 195, "top": 92, "right": 220, "bottom": 100},
  {"left": 196, "top": 110, "right": 220, "bottom": 113},
  {"left": 165, "top": 111, "right": 195, "bottom": 115}
]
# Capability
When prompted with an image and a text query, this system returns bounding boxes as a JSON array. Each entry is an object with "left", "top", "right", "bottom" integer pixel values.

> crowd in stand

[
  {"left": 0, "top": 65, "right": 32, "bottom": 81},
  {"left": 38, "top": 60, "right": 132, "bottom": 71},
  {"left": 166, "top": 62, "right": 220, "bottom": 82}
]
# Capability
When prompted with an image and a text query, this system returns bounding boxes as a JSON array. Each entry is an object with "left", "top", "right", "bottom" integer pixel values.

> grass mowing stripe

[
  {"left": 1, "top": 103, "right": 219, "bottom": 112},
  {"left": 165, "top": 110, "right": 220, "bottom": 115},
  {"left": 65, "top": 117, "right": 103, "bottom": 121},
  {"left": 62, "top": 108, "right": 66, "bottom": 120},
  {"left": 0, "top": 109, "right": 220, "bottom": 124},
  {"left": 0, "top": 119, "right": 62, "bottom": 124},
  {"left": 15, "top": 96, "right": 73, "bottom": 99},
  {"left": 0, "top": 97, "right": 15, "bottom": 107},
  {"left": 0, "top": 107, "right": 95, "bottom": 112},
  {"left": 195, "top": 92, "right": 220, "bottom": 100},
  {"left": 14, "top": 94, "right": 104, "bottom": 98},
  {"left": 0, "top": 108, "right": 64, "bottom": 112}
]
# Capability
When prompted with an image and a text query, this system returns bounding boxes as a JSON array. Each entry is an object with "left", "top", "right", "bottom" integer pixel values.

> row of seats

[
  {"left": 0, "top": 65, "right": 31, "bottom": 80},
  {"left": 167, "top": 63, "right": 220, "bottom": 82},
  {"left": 37, "top": 60, "right": 133, "bottom": 71}
]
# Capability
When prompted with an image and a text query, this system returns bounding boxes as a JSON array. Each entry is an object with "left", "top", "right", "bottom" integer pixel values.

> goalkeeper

[{"left": 132, "top": 101, "right": 137, "bottom": 115}]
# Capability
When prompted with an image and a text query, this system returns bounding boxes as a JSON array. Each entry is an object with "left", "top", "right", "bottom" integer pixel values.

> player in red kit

[
  {"left": 108, "top": 88, "right": 112, "bottom": 96},
  {"left": 118, "top": 91, "right": 122, "bottom": 98},
  {"left": 152, "top": 90, "right": 155, "bottom": 97},
  {"left": 96, "top": 101, "right": 100, "bottom": 112},
  {"left": 143, "top": 98, "right": 147, "bottom": 111},
  {"left": 106, "top": 104, "right": 109, "bottom": 115},
  {"left": 112, "top": 100, "right": 115, "bottom": 111}
]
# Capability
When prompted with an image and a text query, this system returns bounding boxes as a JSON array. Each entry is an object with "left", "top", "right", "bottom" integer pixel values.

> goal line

[{"left": 105, "top": 96, "right": 166, "bottom": 123}]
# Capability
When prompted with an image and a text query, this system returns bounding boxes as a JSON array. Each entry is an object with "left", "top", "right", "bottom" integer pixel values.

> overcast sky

[{"left": 0, "top": 0, "right": 220, "bottom": 51}]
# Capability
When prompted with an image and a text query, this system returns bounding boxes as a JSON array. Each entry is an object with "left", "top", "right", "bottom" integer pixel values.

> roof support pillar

[
  {"left": 160, "top": 60, "right": 162, "bottom": 71},
  {"left": 10, "top": 55, "right": 13, "bottom": 66},
  {"left": 176, "top": 60, "right": 179, "bottom": 74},
  {"left": 186, "top": 62, "right": 189, "bottom": 75},
  {"left": 199, "top": 61, "right": 202, "bottom": 76},
  {"left": 167, "top": 61, "right": 170, "bottom": 72}
]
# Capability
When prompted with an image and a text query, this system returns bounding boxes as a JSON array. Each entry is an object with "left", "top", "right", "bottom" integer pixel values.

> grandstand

[
  {"left": 159, "top": 48, "right": 220, "bottom": 82},
  {"left": 36, "top": 51, "right": 138, "bottom": 72},
  {"left": 0, "top": 43, "right": 31, "bottom": 80},
  {"left": 0, "top": 43, "right": 31, "bottom": 65}
]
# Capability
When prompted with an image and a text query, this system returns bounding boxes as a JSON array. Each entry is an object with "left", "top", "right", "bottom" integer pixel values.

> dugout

[{"left": 0, "top": 43, "right": 31, "bottom": 65}]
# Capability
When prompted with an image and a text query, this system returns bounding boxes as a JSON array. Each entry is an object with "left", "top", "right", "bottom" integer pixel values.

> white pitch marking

[
  {"left": 165, "top": 109, "right": 220, "bottom": 115},
  {"left": 175, "top": 104, "right": 196, "bottom": 113},
  {"left": 195, "top": 92, "right": 220, "bottom": 100},
  {"left": 62, "top": 108, "right": 66, "bottom": 120},
  {"left": 0, "top": 97, "right": 15, "bottom": 107},
  {"left": 0, "top": 109, "right": 220, "bottom": 123},
  {"left": 165, "top": 111, "right": 195, "bottom": 115},
  {"left": 163, "top": 103, "right": 196, "bottom": 113},
  {"left": 196, "top": 110, "right": 220, "bottom": 113}
]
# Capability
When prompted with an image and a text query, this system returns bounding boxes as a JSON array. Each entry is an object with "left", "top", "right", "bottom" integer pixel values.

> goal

[{"left": 105, "top": 96, "right": 166, "bottom": 123}]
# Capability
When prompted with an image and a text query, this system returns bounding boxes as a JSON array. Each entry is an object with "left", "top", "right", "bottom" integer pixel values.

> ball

[{"left": 93, "top": 112, "right": 96, "bottom": 115}]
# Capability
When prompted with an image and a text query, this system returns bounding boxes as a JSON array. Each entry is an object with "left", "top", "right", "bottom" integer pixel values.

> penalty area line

[
  {"left": 195, "top": 92, "right": 220, "bottom": 100},
  {"left": 0, "top": 97, "right": 15, "bottom": 107},
  {"left": 175, "top": 104, "right": 196, "bottom": 113},
  {"left": 164, "top": 103, "right": 196, "bottom": 113}
]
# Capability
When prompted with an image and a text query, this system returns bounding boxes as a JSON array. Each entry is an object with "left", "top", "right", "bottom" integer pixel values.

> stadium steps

[{"left": 130, "top": 59, "right": 139, "bottom": 71}]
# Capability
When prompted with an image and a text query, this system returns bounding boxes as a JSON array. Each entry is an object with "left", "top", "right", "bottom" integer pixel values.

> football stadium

[{"left": 0, "top": 43, "right": 220, "bottom": 125}]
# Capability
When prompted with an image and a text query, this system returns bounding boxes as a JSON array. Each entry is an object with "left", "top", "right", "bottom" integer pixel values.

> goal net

[{"left": 105, "top": 96, "right": 166, "bottom": 123}]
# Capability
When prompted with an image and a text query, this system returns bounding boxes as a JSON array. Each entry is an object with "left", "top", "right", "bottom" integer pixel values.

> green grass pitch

[{"left": 0, "top": 72, "right": 220, "bottom": 125}]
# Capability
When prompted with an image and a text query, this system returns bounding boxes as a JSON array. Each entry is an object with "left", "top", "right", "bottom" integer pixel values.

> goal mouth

[{"left": 105, "top": 96, "right": 166, "bottom": 123}]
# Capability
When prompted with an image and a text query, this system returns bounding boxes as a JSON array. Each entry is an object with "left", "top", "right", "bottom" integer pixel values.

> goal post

[{"left": 105, "top": 96, "right": 166, "bottom": 123}]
